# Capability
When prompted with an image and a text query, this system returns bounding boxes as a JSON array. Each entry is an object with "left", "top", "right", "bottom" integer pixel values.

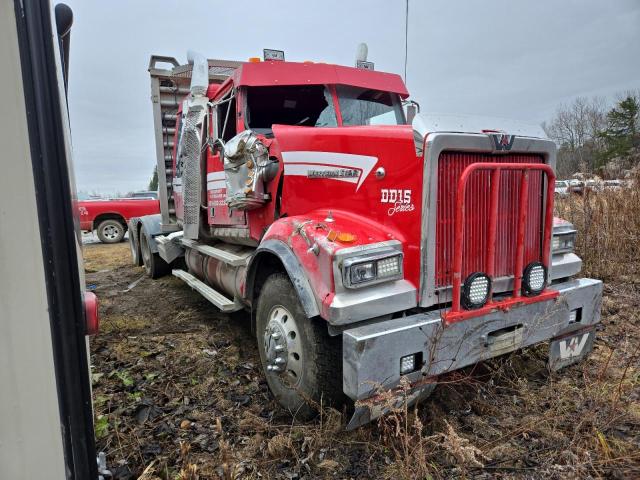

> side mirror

[
  {"left": 406, "top": 105, "right": 417, "bottom": 124},
  {"left": 403, "top": 99, "right": 420, "bottom": 124},
  {"left": 54, "top": 3, "right": 73, "bottom": 93}
]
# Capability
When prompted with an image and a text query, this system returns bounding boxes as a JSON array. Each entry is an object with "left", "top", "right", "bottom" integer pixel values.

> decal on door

[
  {"left": 281, "top": 151, "right": 378, "bottom": 191},
  {"left": 380, "top": 188, "right": 415, "bottom": 216},
  {"left": 206, "top": 171, "right": 226, "bottom": 190}
]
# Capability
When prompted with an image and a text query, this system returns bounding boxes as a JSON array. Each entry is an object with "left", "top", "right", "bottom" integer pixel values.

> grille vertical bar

[{"left": 435, "top": 152, "right": 544, "bottom": 288}]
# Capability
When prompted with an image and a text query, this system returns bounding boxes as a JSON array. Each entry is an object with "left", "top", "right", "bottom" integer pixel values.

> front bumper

[{"left": 342, "top": 278, "right": 602, "bottom": 426}]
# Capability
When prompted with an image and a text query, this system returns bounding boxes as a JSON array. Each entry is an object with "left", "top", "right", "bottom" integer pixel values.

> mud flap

[
  {"left": 548, "top": 326, "right": 596, "bottom": 371},
  {"left": 346, "top": 381, "right": 436, "bottom": 430}
]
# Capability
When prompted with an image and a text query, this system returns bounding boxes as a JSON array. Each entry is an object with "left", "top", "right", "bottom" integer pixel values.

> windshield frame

[{"left": 240, "top": 83, "right": 407, "bottom": 136}]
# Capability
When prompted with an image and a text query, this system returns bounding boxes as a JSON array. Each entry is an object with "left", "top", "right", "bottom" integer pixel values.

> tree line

[{"left": 542, "top": 91, "right": 640, "bottom": 179}]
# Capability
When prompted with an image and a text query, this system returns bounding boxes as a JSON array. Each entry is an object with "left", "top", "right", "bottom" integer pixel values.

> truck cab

[
  {"left": 131, "top": 52, "right": 603, "bottom": 428},
  {"left": 171, "top": 60, "right": 414, "bottom": 246}
]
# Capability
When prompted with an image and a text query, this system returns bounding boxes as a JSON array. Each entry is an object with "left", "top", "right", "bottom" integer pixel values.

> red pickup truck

[{"left": 78, "top": 197, "right": 160, "bottom": 243}]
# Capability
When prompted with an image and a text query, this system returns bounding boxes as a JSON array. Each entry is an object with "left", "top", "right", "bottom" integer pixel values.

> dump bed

[{"left": 148, "top": 55, "right": 242, "bottom": 233}]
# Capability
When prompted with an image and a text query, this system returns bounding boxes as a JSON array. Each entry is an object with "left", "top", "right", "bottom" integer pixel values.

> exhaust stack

[
  {"left": 187, "top": 50, "right": 208, "bottom": 97},
  {"left": 179, "top": 50, "right": 209, "bottom": 239}
]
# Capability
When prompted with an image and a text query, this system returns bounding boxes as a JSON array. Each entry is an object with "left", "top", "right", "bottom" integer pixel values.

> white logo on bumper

[
  {"left": 282, "top": 151, "right": 378, "bottom": 191},
  {"left": 558, "top": 333, "right": 589, "bottom": 359}
]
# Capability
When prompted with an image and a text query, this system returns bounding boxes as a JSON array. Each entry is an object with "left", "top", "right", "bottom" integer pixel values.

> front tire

[
  {"left": 140, "top": 226, "right": 170, "bottom": 279},
  {"left": 256, "top": 273, "right": 344, "bottom": 420},
  {"left": 96, "top": 219, "right": 125, "bottom": 243}
]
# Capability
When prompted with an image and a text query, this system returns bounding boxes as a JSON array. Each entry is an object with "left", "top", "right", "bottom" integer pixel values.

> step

[
  {"left": 172, "top": 269, "right": 241, "bottom": 312},
  {"left": 180, "top": 238, "right": 250, "bottom": 266}
]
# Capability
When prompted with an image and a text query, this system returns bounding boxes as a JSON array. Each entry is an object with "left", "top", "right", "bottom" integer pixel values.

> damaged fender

[{"left": 247, "top": 238, "right": 320, "bottom": 318}]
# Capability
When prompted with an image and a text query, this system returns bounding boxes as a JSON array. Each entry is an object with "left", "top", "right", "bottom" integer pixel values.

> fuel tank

[{"left": 184, "top": 244, "right": 250, "bottom": 301}]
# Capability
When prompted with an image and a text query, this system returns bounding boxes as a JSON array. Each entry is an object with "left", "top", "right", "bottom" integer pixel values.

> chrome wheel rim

[
  {"left": 103, "top": 224, "right": 120, "bottom": 240},
  {"left": 263, "top": 305, "right": 303, "bottom": 387}
]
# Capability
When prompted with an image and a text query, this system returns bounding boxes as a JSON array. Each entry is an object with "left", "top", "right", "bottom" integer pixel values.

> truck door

[{"left": 207, "top": 86, "right": 247, "bottom": 226}]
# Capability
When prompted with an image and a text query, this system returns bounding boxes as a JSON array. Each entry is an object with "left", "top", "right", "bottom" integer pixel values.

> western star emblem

[
  {"left": 307, "top": 168, "right": 359, "bottom": 179},
  {"left": 558, "top": 333, "right": 590, "bottom": 359},
  {"left": 491, "top": 133, "right": 515, "bottom": 151}
]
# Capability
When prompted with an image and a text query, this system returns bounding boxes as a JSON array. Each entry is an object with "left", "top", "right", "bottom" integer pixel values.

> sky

[{"left": 64, "top": 0, "right": 640, "bottom": 194}]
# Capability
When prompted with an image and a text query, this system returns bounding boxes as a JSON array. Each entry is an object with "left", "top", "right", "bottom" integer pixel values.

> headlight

[
  {"left": 342, "top": 252, "right": 403, "bottom": 288},
  {"left": 523, "top": 261, "right": 547, "bottom": 296},
  {"left": 552, "top": 231, "right": 576, "bottom": 253},
  {"left": 552, "top": 219, "right": 577, "bottom": 254},
  {"left": 461, "top": 272, "right": 491, "bottom": 309},
  {"left": 348, "top": 261, "right": 376, "bottom": 285}
]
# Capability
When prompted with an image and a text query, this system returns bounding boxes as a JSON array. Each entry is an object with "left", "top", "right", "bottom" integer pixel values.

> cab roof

[{"left": 227, "top": 60, "right": 409, "bottom": 97}]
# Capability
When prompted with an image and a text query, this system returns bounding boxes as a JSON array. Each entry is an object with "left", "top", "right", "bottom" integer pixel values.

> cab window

[
  {"left": 337, "top": 85, "right": 405, "bottom": 126},
  {"left": 215, "top": 90, "right": 237, "bottom": 142},
  {"left": 245, "top": 85, "right": 337, "bottom": 136}
]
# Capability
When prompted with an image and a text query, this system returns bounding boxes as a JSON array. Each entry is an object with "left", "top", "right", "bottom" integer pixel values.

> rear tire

[
  {"left": 129, "top": 225, "right": 142, "bottom": 266},
  {"left": 256, "top": 273, "right": 344, "bottom": 420},
  {"left": 140, "top": 226, "right": 170, "bottom": 279},
  {"left": 96, "top": 219, "right": 125, "bottom": 244}
]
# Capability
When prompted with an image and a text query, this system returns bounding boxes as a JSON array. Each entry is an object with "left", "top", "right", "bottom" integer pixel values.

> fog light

[
  {"left": 400, "top": 354, "right": 416, "bottom": 375},
  {"left": 523, "top": 262, "right": 547, "bottom": 296},
  {"left": 462, "top": 272, "right": 491, "bottom": 309}
]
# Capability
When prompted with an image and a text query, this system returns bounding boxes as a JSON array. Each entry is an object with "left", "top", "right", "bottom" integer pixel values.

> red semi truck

[
  {"left": 78, "top": 196, "right": 159, "bottom": 243},
  {"left": 129, "top": 51, "right": 602, "bottom": 428}
]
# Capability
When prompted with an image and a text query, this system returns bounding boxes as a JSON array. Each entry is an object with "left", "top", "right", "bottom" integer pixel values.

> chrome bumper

[
  {"left": 550, "top": 252, "right": 582, "bottom": 280},
  {"left": 342, "top": 277, "right": 602, "bottom": 426},
  {"left": 328, "top": 279, "right": 417, "bottom": 325}
]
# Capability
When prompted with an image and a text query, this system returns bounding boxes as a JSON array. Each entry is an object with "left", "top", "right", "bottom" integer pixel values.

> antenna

[{"left": 404, "top": 0, "right": 409, "bottom": 82}]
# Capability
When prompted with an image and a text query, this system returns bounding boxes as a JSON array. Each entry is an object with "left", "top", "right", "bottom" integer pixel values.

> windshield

[
  {"left": 337, "top": 85, "right": 405, "bottom": 126},
  {"left": 245, "top": 85, "right": 337, "bottom": 135}
]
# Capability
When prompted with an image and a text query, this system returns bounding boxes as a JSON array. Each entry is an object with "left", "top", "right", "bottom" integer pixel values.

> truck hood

[{"left": 412, "top": 113, "right": 548, "bottom": 139}]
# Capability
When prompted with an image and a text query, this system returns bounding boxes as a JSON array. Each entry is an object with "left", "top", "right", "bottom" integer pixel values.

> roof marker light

[{"left": 263, "top": 49, "right": 285, "bottom": 61}]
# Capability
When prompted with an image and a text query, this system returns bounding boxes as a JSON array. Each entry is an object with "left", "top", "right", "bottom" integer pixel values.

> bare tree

[{"left": 543, "top": 96, "right": 607, "bottom": 176}]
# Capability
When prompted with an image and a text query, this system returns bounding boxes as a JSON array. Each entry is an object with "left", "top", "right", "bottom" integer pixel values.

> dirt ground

[{"left": 87, "top": 242, "right": 639, "bottom": 480}]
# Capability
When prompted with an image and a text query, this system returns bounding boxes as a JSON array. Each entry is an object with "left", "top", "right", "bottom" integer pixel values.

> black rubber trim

[
  {"left": 14, "top": 1, "right": 98, "bottom": 478},
  {"left": 247, "top": 239, "right": 321, "bottom": 318}
]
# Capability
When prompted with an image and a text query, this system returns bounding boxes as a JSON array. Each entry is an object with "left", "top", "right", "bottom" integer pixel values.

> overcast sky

[{"left": 64, "top": 0, "right": 640, "bottom": 194}]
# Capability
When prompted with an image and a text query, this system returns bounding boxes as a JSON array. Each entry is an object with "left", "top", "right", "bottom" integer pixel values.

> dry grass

[
  {"left": 84, "top": 242, "right": 130, "bottom": 272},
  {"left": 555, "top": 178, "right": 640, "bottom": 281}
]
